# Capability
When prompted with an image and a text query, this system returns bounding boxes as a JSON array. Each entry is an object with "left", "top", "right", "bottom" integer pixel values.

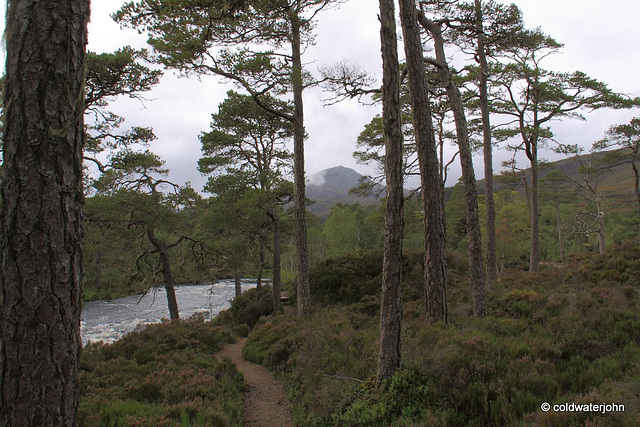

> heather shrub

[
  {"left": 78, "top": 317, "right": 243, "bottom": 426},
  {"left": 567, "top": 240, "right": 640, "bottom": 285},
  {"left": 214, "top": 285, "right": 274, "bottom": 334},
  {"left": 310, "top": 250, "right": 463, "bottom": 306},
  {"left": 336, "top": 368, "right": 446, "bottom": 426},
  {"left": 310, "top": 251, "right": 383, "bottom": 305},
  {"left": 243, "top": 318, "right": 301, "bottom": 369},
  {"left": 246, "top": 241, "right": 640, "bottom": 426}
]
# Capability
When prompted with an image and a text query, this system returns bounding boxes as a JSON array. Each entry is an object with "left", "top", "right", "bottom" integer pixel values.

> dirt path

[{"left": 217, "top": 338, "right": 294, "bottom": 427}]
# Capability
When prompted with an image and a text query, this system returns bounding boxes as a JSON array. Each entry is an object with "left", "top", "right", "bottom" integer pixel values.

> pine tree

[{"left": 1, "top": 0, "right": 90, "bottom": 424}]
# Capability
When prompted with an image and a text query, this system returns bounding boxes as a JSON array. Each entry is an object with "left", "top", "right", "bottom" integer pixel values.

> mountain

[
  {"left": 306, "top": 166, "right": 380, "bottom": 218},
  {"left": 309, "top": 150, "right": 638, "bottom": 218}
]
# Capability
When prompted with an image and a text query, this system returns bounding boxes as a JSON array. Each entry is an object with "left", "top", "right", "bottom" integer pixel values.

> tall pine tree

[{"left": 1, "top": 0, "right": 89, "bottom": 424}]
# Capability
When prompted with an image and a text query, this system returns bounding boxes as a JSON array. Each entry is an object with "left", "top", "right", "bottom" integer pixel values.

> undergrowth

[
  {"left": 78, "top": 241, "right": 640, "bottom": 426},
  {"left": 214, "top": 285, "right": 274, "bottom": 336},
  {"left": 78, "top": 316, "right": 243, "bottom": 426},
  {"left": 245, "top": 240, "right": 640, "bottom": 426}
]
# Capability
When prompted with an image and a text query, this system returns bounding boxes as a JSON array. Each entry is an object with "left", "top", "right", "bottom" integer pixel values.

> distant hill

[
  {"left": 306, "top": 166, "right": 381, "bottom": 218},
  {"left": 540, "top": 150, "right": 637, "bottom": 195},
  {"left": 309, "top": 150, "right": 638, "bottom": 218},
  {"left": 474, "top": 149, "right": 638, "bottom": 196}
]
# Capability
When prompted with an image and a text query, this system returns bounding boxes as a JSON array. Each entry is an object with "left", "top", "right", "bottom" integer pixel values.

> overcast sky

[{"left": 2, "top": 0, "right": 640, "bottom": 191}]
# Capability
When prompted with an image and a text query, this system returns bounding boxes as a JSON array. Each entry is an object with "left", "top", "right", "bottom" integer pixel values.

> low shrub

[
  {"left": 310, "top": 250, "right": 464, "bottom": 306},
  {"left": 246, "top": 240, "right": 640, "bottom": 426},
  {"left": 243, "top": 318, "right": 300, "bottom": 369},
  {"left": 310, "top": 251, "right": 383, "bottom": 305},
  {"left": 78, "top": 317, "right": 243, "bottom": 426},
  {"left": 335, "top": 369, "right": 446, "bottom": 426},
  {"left": 567, "top": 240, "right": 640, "bottom": 286},
  {"left": 214, "top": 285, "right": 274, "bottom": 334}
]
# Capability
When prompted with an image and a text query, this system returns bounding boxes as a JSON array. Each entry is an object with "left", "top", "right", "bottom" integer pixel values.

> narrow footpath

[{"left": 217, "top": 338, "right": 294, "bottom": 427}]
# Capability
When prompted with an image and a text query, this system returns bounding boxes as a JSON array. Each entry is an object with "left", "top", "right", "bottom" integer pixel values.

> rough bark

[
  {"left": 398, "top": 0, "right": 448, "bottom": 322},
  {"left": 0, "top": 0, "right": 89, "bottom": 425},
  {"left": 377, "top": 0, "right": 405, "bottom": 384},
  {"left": 269, "top": 211, "right": 283, "bottom": 313},
  {"left": 146, "top": 229, "right": 180, "bottom": 321},
  {"left": 290, "top": 12, "right": 311, "bottom": 316},
  {"left": 474, "top": 0, "right": 498, "bottom": 288},
  {"left": 419, "top": 13, "right": 485, "bottom": 318}
]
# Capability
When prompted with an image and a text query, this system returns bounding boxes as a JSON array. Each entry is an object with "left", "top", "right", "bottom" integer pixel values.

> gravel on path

[{"left": 217, "top": 338, "right": 294, "bottom": 427}]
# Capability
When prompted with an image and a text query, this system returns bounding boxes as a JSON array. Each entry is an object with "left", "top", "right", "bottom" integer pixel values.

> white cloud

[{"left": 2, "top": 0, "right": 639, "bottom": 190}]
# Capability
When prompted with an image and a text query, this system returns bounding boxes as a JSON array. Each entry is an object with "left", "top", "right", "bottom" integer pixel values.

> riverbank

[
  {"left": 81, "top": 281, "right": 257, "bottom": 344},
  {"left": 78, "top": 286, "right": 275, "bottom": 425}
]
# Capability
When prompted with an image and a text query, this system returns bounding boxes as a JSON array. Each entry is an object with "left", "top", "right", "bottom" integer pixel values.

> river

[{"left": 81, "top": 280, "right": 257, "bottom": 345}]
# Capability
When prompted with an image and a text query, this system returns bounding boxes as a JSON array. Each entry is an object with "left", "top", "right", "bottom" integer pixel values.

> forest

[{"left": 1, "top": 0, "right": 639, "bottom": 425}]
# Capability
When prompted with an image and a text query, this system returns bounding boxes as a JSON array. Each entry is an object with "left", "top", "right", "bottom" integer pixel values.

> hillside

[
  {"left": 306, "top": 166, "right": 381, "bottom": 218},
  {"left": 477, "top": 149, "right": 638, "bottom": 196},
  {"left": 311, "top": 150, "right": 638, "bottom": 214}
]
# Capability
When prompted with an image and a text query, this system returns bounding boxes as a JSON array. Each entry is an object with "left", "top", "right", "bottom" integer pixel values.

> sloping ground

[
  {"left": 217, "top": 338, "right": 293, "bottom": 427},
  {"left": 473, "top": 149, "right": 639, "bottom": 195},
  {"left": 242, "top": 241, "right": 640, "bottom": 426},
  {"left": 306, "top": 166, "right": 381, "bottom": 218}
]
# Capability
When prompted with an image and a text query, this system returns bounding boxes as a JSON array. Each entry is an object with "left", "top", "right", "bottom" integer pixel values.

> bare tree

[
  {"left": 559, "top": 146, "right": 610, "bottom": 254},
  {"left": 594, "top": 118, "right": 640, "bottom": 216}
]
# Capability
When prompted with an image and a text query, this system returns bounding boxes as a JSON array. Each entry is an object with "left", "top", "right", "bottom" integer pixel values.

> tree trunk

[
  {"left": 146, "top": 229, "right": 180, "bottom": 321},
  {"left": 270, "top": 211, "right": 283, "bottom": 312},
  {"left": 528, "top": 144, "right": 540, "bottom": 272},
  {"left": 596, "top": 200, "right": 606, "bottom": 254},
  {"left": 377, "top": 0, "right": 405, "bottom": 385},
  {"left": 290, "top": 12, "right": 311, "bottom": 316},
  {"left": 419, "top": 13, "right": 485, "bottom": 318},
  {"left": 632, "top": 160, "right": 640, "bottom": 216},
  {"left": 234, "top": 274, "right": 242, "bottom": 298},
  {"left": 0, "top": 0, "right": 89, "bottom": 424},
  {"left": 398, "top": 0, "right": 448, "bottom": 323},
  {"left": 257, "top": 242, "right": 265, "bottom": 289},
  {"left": 474, "top": 0, "right": 498, "bottom": 289},
  {"left": 556, "top": 203, "right": 564, "bottom": 261}
]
